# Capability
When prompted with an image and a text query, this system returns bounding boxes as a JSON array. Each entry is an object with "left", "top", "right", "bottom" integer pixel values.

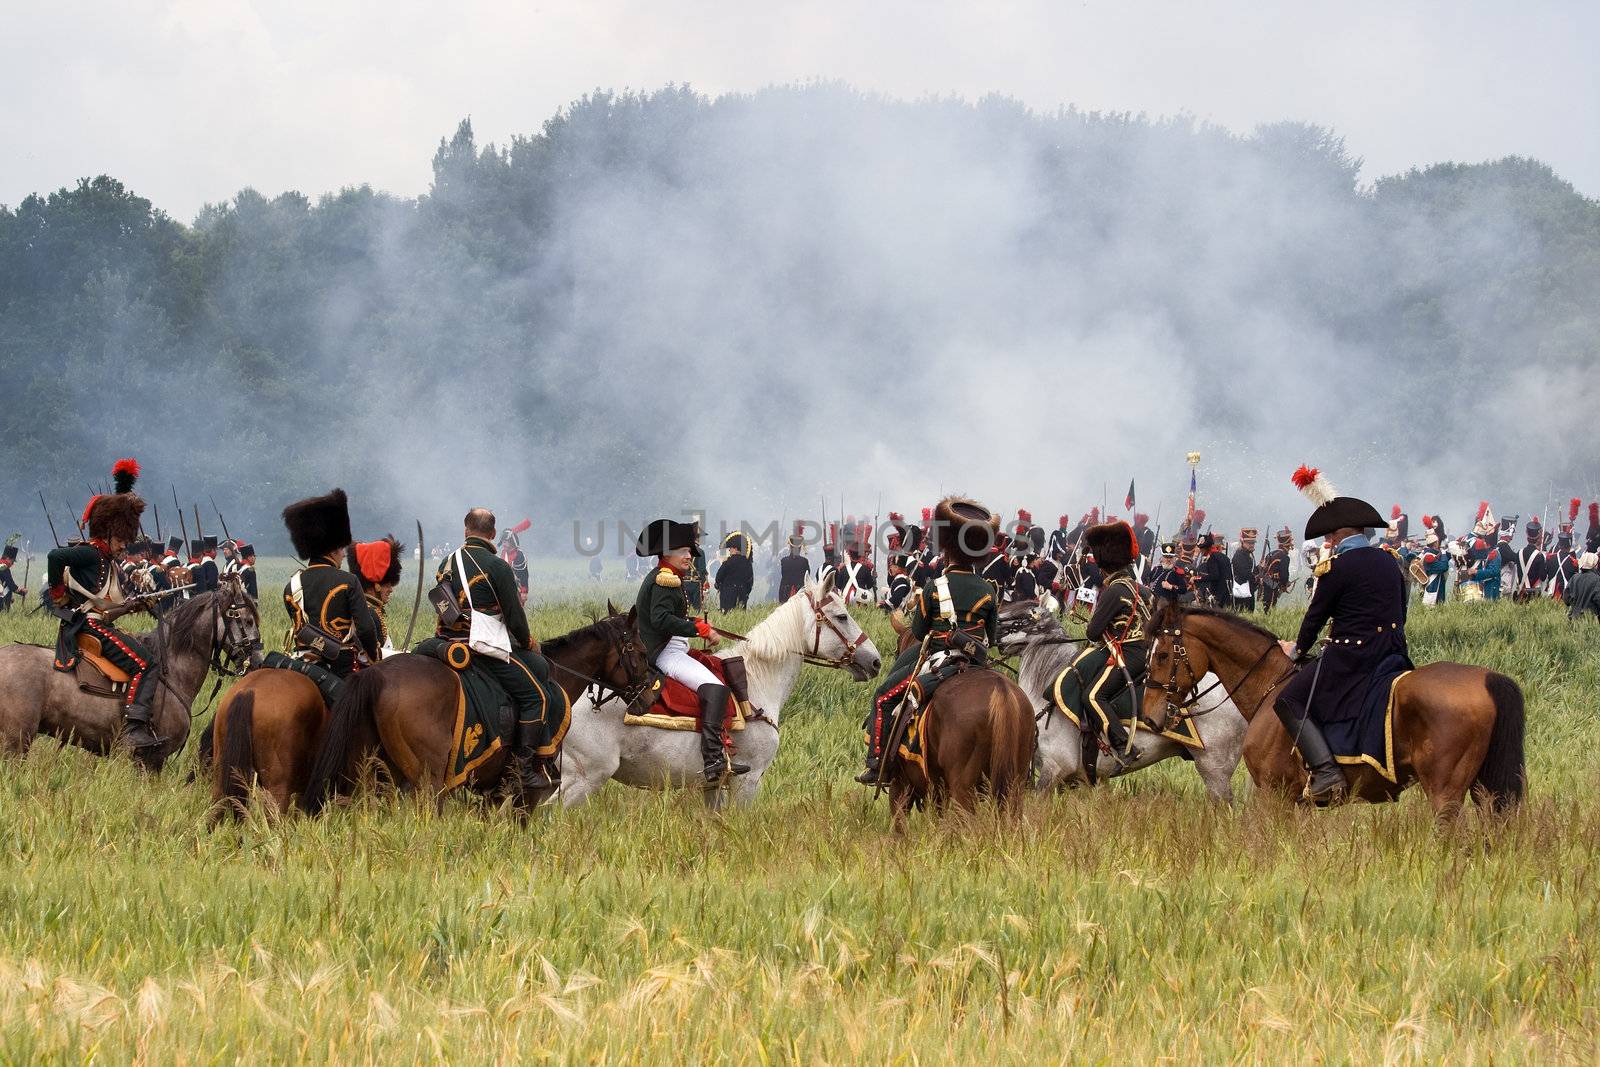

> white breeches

[{"left": 655, "top": 637, "right": 721, "bottom": 690}]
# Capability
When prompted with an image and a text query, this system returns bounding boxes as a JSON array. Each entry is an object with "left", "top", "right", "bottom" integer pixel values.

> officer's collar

[
  {"left": 946, "top": 566, "right": 974, "bottom": 574},
  {"left": 465, "top": 536, "right": 496, "bottom": 551},
  {"left": 1334, "top": 532, "right": 1370, "bottom": 555}
]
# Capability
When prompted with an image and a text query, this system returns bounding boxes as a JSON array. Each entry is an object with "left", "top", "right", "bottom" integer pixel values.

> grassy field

[{"left": 1, "top": 561, "right": 1598, "bottom": 1063}]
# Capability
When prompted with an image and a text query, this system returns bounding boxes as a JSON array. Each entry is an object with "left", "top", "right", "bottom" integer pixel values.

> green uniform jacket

[
  {"left": 906, "top": 566, "right": 999, "bottom": 648},
  {"left": 1084, "top": 569, "right": 1151, "bottom": 671},
  {"left": 435, "top": 536, "right": 533, "bottom": 649},
  {"left": 282, "top": 560, "right": 380, "bottom": 661},
  {"left": 46, "top": 542, "right": 118, "bottom": 609},
  {"left": 636, "top": 565, "right": 699, "bottom": 661}
]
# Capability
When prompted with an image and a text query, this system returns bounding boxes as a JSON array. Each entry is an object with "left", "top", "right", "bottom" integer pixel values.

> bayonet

[
  {"left": 38, "top": 491, "right": 62, "bottom": 547},
  {"left": 173, "top": 487, "right": 191, "bottom": 554},
  {"left": 209, "top": 495, "right": 232, "bottom": 542},
  {"left": 193, "top": 504, "right": 205, "bottom": 543}
]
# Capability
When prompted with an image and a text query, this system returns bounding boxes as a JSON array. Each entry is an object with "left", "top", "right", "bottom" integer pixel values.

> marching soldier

[
  {"left": 1048, "top": 515, "right": 1072, "bottom": 562},
  {"left": 0, "top": 543, "right": 27, "bottom": 611},
  {"left": 635, "top": 518, "right": 749, "bottom": 784},
  {"left": 1588, "top": 502, "right": 1600, "bottom": 554},
  {"left": 858, "top": 497, "right": 1000, "bottom": 785},
  {"left": 1032, "top": 552, "right": 1061, "bottom": 605},
  {"left": 981, "top": 538, "right": 1014, "bottom": 594},
  {"left": 777, "top": 524, "right": 810, "bottom": 603},
  {"left": 281, "top": 489, "right": 378, "bottom": 681},
  {"left": 1198, "top": 534, "right": 1231, "bottom": 608},
  {"left": 715, "top": 531, "right": 755, "bottom": 611},
  {"left": 1260, "top": 528, "right": 1294, "bottom": 611},
  {"left": 1549, "top": 523, "right": 1580, "bottom": 599},
  {"left": 839, "top": 544, "right": 877, "bottom": 605},
  {"left": 195, "top": 536, "right": 221, "bottom": 594},
  {"left": 1131, "top": 513, "right": 1156, "bottom": 560},
  {"left": 883, "top": 552, "right": 914, "bottom": 611},
  {"left": 438, "top": 508, "right": 567, "bottom": 790},
  {"left": 498, "top": 519, "right": 532, "bottom": 602},
  {"left": 1050, "top": 522, "right": 1150, "bottom": 767},
  {"left": 1275, "top": 466, "right": 1410, "bottom": 805},
  {"left": 1515, "top": 518, "right": 1551, "bottom": 602},
  {"left": 45, "top": 459, "right": 163, "bottom": 754},
  {"left": 349, "top": 535, "right": 404, "bottom": 657},
  {"left": 1231, "top": 528, "right": 1259, "bottom": 612}
]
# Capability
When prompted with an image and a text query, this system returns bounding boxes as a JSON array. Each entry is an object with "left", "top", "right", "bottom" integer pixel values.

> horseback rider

[
  {"left": 857, "top": 497, "right": 1001, "bottom": 785},
  {"left": 1050, "top": 522, "right": 1150, "bottom": 765},
  {"left": 437, "top": 508, "right": 565, "bottom": 790},
  {"left": 349, "top": 535, "right": 404, "bottom": 657},
  {"left": 45, "top": 459, "right": 163, "bottom": 754},
  {"left": 635, "top": 518, "right": 750, "bottom": 783},
  {"left": 1275, "top": 466, "right": 1411, "bottom": 805},
  {"left": 281, "top": 488, "right": 379, "bottom": 682}
]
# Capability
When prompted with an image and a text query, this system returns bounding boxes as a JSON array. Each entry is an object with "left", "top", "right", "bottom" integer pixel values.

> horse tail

[
  {"left": 301, "top": 670, "right": 385, "bottom": 815},
  {"left": 985, "top": 684, "right": 1032, "bottom": 808},
  {"left": 215, "top": 692, "right": 255, "bottom": 821},
  {"left": 1475, "top": 672, "right": 1526, "bottom": 813}
]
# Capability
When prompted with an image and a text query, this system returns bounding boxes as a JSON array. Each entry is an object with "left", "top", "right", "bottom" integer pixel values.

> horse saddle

[
  {"left": 73, "top": 634, "right": 131, "bottom": 699},
  {"left": 624, "top": 653, "right": 753, "bottom": 732},
  {"left": 260, "top": 650, "right": 347, "bottom": 708}
]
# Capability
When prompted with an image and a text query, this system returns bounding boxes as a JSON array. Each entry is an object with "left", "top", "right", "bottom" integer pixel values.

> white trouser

[{"left": 655, "top": 636, "right": 721, "bottom": 691}]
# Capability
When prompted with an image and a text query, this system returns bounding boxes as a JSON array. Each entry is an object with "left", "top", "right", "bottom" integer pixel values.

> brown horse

[
  {"left": 882, "top": 617, "right": 1036, "bottom": 826},
  {"left": 294, "top": 610, "right": 650, "bottom": 813},
  {"left": 0, "top": 579, "right": 259, "bottom": 770},
  {"left": 1141, "top": 602, "right": 1525, "bottom": 817}
]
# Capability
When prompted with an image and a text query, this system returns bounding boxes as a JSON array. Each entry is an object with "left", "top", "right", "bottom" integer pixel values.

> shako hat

[
  {"left": 1291, "top": 466, "right": 1385, "bottom": 540},
  {"left": 282, "top": 488, "right": 353, "bottom": 560}
]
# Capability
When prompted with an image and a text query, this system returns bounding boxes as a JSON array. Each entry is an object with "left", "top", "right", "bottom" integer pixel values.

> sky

[{"left": 4, "top": 0, "right": 1597, "bottom": 220}]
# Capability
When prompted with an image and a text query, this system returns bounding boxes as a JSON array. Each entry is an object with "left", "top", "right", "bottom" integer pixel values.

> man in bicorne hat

[
  {"left": 1275, "top": 466, "right": 1411, "bottom": 805},
  {"left": 715, "top": 530, "right": 755, "bottom": 611},
  {"left": 636, "top": 518, "right": 749, "bottom": 783},
  {"left": 777, "top": 523, "right": 810, "bottom": 604}
]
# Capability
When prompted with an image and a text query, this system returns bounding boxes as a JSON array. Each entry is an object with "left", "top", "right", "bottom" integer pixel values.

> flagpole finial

[{"left": 1186, "top": 452, "right": 1201, "bottom": 468}]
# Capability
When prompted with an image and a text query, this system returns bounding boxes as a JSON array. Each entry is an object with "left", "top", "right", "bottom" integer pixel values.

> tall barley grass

[{"left": 0, "top": 560, "right": 1595, "bottom": 1062}]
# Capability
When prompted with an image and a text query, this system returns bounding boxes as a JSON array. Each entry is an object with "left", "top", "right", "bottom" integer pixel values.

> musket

[
  {"left": 872, "top": 490, "right": 882, "bottom": 595},
  {"left": 153, "top": 501, "right": 162, "bottom": 543},
  {"left": 173, "top": 487, "right": 191, "bottom": 554},
  {"left": 402, "top": 519, "right": 425, "bottom": 651},
  {"left": 209, "top": 495, "right": 232, "bottom": 542},
  {"left": 20, "top": 542, "right": 31, "bottom": 601},
  {"left": 193, "top": 504, "right": 206, "bottom": 545},
  {"left": 38, "top": 491, "right": 62, "bottom": 547}
]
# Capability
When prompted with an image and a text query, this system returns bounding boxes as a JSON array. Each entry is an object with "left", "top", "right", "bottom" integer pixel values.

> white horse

[
  {"left": 557, "top": 576, "right": 882, "bottom": 808},
  {"left": 998, "top": 600, "right": 1246, "bottom": 801}
]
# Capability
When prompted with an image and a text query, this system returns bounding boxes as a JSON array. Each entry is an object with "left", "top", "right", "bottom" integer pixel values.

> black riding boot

[
  {"left": 1274, "top": 698, "right": 1347, "bottom": 805},
  {"left": 510, "top": 713, "right": 553, "bottom": 794},
  {"left": 123, "top": 676, "right": 161, "bottom": 754},
  {"left": 698, "top": 684, "right": 749, "bottom": 784}
]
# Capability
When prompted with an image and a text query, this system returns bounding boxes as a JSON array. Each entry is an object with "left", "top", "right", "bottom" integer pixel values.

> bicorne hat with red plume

[{"left": 1291, "top": 465, "right": 1385, "bottom": 540}]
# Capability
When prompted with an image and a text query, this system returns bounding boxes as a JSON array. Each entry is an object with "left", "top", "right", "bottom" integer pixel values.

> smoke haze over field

[{"left": 2, "top": 86, "right": 1599, "bottom": 552}]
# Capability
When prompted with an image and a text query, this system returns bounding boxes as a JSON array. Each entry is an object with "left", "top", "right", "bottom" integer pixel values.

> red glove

[
  {"left": 48, "top": 584, "right": 70, "bottom": 608},
  {"left": 694, "top": 618, "right": 715, "bottom": 640}
]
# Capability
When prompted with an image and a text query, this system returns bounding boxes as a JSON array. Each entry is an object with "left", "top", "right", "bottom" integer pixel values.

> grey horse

[{"left": 998, "top": 600, "right": 1246, "bottom": 800}]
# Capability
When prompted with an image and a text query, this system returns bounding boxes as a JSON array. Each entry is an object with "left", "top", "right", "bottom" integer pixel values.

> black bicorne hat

[
  {"left": 282, "top": 488, "right": 353, "bottom": 560},
  {"left": 636, "top": 519, "right": 699, "bottom": 557},
  {"left": 1291, "top": 466, "right": 1386, "bottom": 540}
]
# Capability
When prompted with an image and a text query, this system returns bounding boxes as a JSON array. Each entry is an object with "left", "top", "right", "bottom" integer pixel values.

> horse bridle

[
  {"left": 800, "top": 589, "right": 871, "bottom": 669},
  {"left": 549, "top": 616, "right": 655, "bottom": 707},
  {"left": 1147, "top": 619, "right": 1296, "bottom": 723}
]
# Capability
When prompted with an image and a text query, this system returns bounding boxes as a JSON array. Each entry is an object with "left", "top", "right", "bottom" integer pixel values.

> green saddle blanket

[
  {"left": 1048, "top": 663, "right": 1202, "bottom": 750},
  {"left": 413, "top": 638, "right": 515, "bottom": 788}
]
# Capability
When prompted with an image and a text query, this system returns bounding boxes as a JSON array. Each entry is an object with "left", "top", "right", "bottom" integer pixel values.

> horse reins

[
  {"left": 705, "top": 589, "right": 869, "bottom": 671},
  {"left": 1149, "top": 620, "right": 1299, "bottom": 723}
]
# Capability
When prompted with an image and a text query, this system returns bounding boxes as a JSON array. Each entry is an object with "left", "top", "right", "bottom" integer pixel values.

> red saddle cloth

[{"left": 652, "top": 649, "right": 737, "bottom": 723}]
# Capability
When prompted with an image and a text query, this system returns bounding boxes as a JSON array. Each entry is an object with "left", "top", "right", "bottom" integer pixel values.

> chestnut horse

[
  {"left": 1141, "top": 602, "right": 1525, "bottom": 817},
  {"left": 228, "top": 610, "right": 648, "bottom": 816},
  {"left": 882, "top": 617, "right": 1036, "bottom": 826}
]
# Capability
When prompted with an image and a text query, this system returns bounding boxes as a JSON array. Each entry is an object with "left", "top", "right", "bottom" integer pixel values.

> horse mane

[
  {"left": 1177, "top": 604, "right": 1279, "bottom": 645},
  {"left": 739, "top": 580, "right": 818, "bottom": 661},
  {"left": 542, "top": 613, "right": 624, "bottom": 655},
  {"left": 156, "top": 590, "right": 220, "bottom": 659}
]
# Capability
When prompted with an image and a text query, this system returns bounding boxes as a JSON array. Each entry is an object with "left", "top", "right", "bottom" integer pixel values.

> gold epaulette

[
  {"left": 655, "top": 567, "right": 682, "bottom": 588},
  {"left": 1314, "top": 558, "right": 1332, "bottom": 578}
]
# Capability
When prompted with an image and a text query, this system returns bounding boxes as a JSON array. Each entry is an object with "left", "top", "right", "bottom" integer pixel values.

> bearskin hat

[
  {"left": 83, "top": 458, "right": 145, "bottom": 543},
  {"left": 282, "top": 488, "right": 353, "bottom": 560},
  {"left": 932, "top": 496, "right": 999, "bottom": 566},
  {"left": 349, "top": 535, "right": 404, "bottom": 587},
  {"left": 1086, "top": 521, "right": 1138, "bottom": 573}
]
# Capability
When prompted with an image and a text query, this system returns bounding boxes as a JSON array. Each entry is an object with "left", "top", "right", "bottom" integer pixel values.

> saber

[
  {"left": 402, "top": 519, "right": 426, "bottom": 650},
  {"left": 209, "top": 495, "right": 232, "bottom": 542},
  {"left": 38, "top": 491, "right": 62, "bottom": 547}
]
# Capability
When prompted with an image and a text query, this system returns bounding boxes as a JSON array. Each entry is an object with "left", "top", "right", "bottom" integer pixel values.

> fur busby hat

[
  {"left": 636, "top": 518, "right": 698, "bottom": 557},
  {"left": 1291, "top": 466, "right": 1385, "bottom": 540},
  {"left": 1086, "top": 521, "right": 1138, "bottom": 573},
  {"left": 282, "top": 488, "right": 353, "bottom": 560},
  {"left": 349, "top": 535, "right": 404, "bottom": 588},
  {"left": 932, "top": 496, "right": 999, "bottom": 566},
  {"left": 82, "top": 458, "right": 146, "bottom": 544}
]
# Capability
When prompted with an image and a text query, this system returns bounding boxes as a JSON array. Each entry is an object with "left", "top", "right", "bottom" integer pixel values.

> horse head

[
  {"left": 786, "top": 574, "right": 881, "bottom": 681},
  {"left": 996, "top": 598, "right": 1060, "bottom": 653},
  {"left": 598, "top": 606, "right": 652, "bottom": 704},
  {"left": 213, "top": 574, "right": 263, "bottom": 671},
  {"left": 1143, "top": 599, "right": 1214, "bottom": 732}
]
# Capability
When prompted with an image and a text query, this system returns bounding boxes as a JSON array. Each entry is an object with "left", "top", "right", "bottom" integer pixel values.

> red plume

[
  {"left": 1421, "top": 514, "right": 1432, "bottom": 528},
  {"left": 1089, "top": 507, "right": 1100, "bottom": 523},
  {"left": 1058, "top": 515, "right": 1069, "bottom": 527},
  {"left": 1390, "top": 504, "right": 1402, "bottom": 519},
  {"left": 1194, "top": 509, "right": 1207, "bottom": 524},
  {"left": 80, "top": 498, "right": 99, "bottom": 528},
  {"left": 1570, "top": 498, "right": 1582, "bottom": 522},
  {"left": 888, "top": 511, "right": 903, "bottom": 523},
  {"left": 921, "top": 507, "right": 932, "bottom": 523},
  {"left": 1475, "top": 501, "right": 1489, "bottom": 522},
  {"left": 509, "top": 518, "right": 531, "bottom": 534},
  {"left": 1290, "top": 465, "right": 1319, "bottom": 490}
]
